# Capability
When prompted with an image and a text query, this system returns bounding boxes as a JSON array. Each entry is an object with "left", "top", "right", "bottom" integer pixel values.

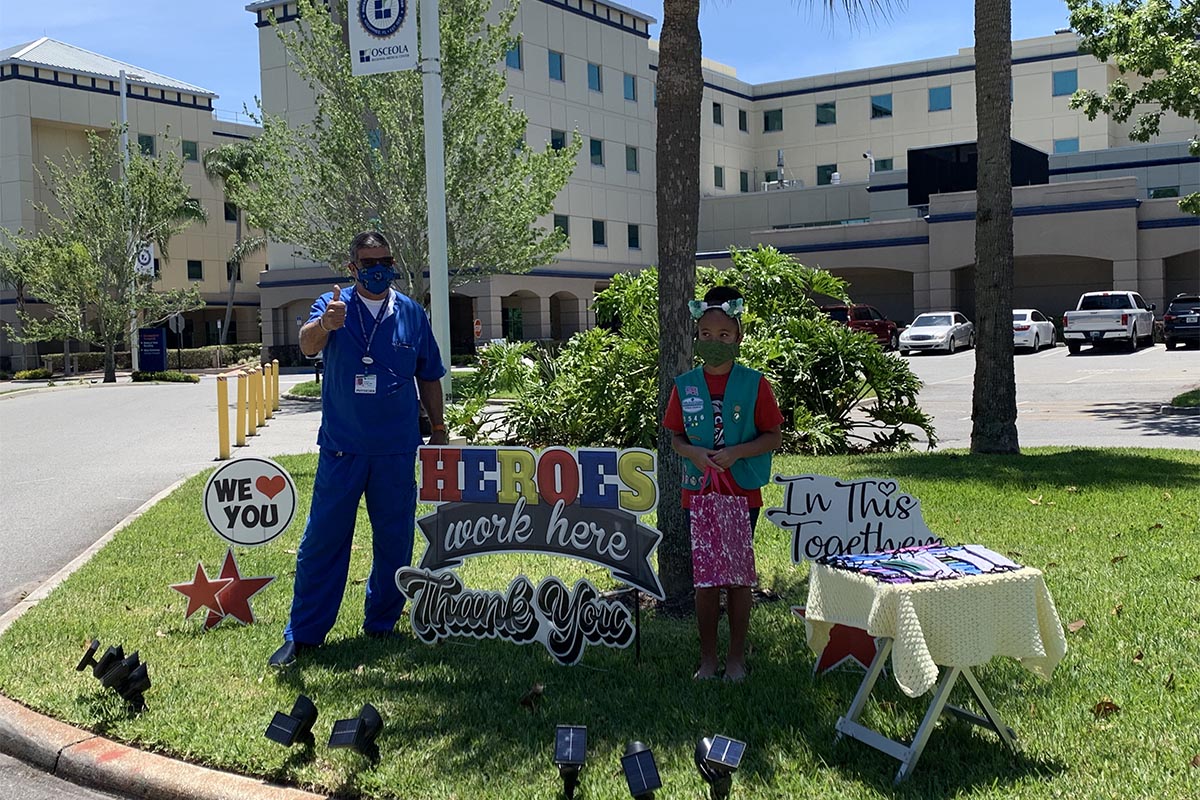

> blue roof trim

[
  {"left": 696, "top": 235, "right": 930, "bottom": 260},
  {"left": 214, "top": 130, "right": 255, "bottom": 140},
  {"left": 867, "top": 183, "right": 908, "bottom": 194},
  {"left": 1049, "top": 155, "right": 1200, "bottom": 176},
  {"left": 254, "top": 6, "right": 301, "bottom": 27},
  {"left": 655, "top": 49, "right": 1082, "bottom": 104},
  {"left": 1137, "top": 216, "right": 1200, "bottom": 230},
  {"left": 0, "top": 70, "right": 213, "bottom": 109},
  {"left": 927, "top": 197, "right": 1141, "bottom": 224},
  {"left": 259, "top": 267, "right": 625, "bottom": 290},
  {"left": 538, "top": 0, "right": 651, "bottom": 40}
]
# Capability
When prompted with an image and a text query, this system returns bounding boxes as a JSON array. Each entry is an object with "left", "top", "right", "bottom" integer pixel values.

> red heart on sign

[{"left": 255, "top": 475, "right": 286, "bottom": 500}]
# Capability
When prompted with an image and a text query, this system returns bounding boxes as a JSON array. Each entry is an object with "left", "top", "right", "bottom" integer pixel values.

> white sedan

[
  {"left": 899, "top": 312, "right": 975, "bottom": 355},
  {"left": 1013, "top": 308, "right": 1057, "bottom": 351}
]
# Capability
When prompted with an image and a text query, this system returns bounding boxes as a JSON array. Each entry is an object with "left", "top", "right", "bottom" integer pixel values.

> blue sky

[{"left": 1, "top": 0, "right": 1074, "bottom": 120}]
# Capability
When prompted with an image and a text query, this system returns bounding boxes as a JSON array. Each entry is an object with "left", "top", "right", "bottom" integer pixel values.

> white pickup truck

[{"left": 1062, "top": 291, "right": 1156, "bottom": 354}]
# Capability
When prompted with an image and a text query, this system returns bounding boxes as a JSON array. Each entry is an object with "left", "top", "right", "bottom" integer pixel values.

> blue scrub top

[{"left": 308, "top": 286, "right": 445, "bottom": 455}]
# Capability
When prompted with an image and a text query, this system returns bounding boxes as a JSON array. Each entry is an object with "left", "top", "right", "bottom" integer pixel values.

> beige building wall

[{"left": 1, "top": 42, "right": 265, "bottom": 368}]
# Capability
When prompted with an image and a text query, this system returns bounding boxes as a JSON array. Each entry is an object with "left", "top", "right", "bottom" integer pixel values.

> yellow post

[
  {"left": 272, "top": 358, "right": 281, "bottom": 411},
  {"left": 263, "top": 362, "right": 274, "bottom": 420},
  {"left": 217, "top": 374, "right": 230, "bottom": 460},
  {"left": 236, "top": 370, "right": 247, "bottom": 445},
  {"left": 256, "top": 365, "right": 267, "bottom": 428},
  {"left": 246, "top": 368, "right": 259, "bottom": 437}
]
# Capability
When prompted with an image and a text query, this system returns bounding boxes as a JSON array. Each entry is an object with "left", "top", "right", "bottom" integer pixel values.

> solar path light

[
  {"left": 694, "top": 735, "right": 746, "bottom": 800},
  {"left": 621, "top": 740, "right": 662, "bottom": 800},
  {"left": 328, "top": 703, "right": 383, "bottom": 761},
  {"left": 75, "top": 639, "right": 151, "bottom": 711},
  {"left": 553, "top": 725, "right": 586, "bottom": 799},
  {"left": 265, "top": 695, "right": 319, "bottom": 747}
]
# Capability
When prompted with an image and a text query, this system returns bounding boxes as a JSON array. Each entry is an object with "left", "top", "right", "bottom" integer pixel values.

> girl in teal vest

[{"left": 662, "top": 287, "right": 784, "bottom": 681}]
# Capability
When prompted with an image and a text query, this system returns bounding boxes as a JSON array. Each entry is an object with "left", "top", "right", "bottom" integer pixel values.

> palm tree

[
  {"left": 970, "top": 0, "right": 1019, "bottom": 453},
  {"left": 202, "top": 142, "right": 267, "bottom": 349},
  {"left": 654, "top": 1, "right": 894, "bottom": 606}
]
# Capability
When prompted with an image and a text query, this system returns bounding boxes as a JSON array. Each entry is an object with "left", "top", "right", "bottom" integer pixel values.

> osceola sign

[
  {"left": 398, "top": 446, "right": 663, "bottom": 665},
  {"left": 203, "top": 457, "right": 297, "bottom": 547}
]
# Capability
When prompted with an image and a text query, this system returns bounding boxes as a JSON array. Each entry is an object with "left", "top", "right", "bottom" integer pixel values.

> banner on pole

[
  {"left": 135, "top": 242, "right": 155, "bottom": 276},
  {"left": 349, "top": 0, "right": 418, "bottom": 76}
]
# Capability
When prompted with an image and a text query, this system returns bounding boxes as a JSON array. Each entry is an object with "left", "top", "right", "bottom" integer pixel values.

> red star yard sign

[
  {"left": 793, "top": 606, "right": 880, "bottom": 675},
  {"left": 171, "top": 548, "right": 274, "bottom": 630}
]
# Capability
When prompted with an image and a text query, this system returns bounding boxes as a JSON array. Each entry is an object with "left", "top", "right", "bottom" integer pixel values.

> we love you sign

[{"left": 398, "top": 446, "right": 663, "bottom": 665}]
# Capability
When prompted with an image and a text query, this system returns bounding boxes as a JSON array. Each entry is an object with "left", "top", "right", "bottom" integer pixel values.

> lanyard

[{"left": 353, "top": 291, "right": 390, "bottom": 370}]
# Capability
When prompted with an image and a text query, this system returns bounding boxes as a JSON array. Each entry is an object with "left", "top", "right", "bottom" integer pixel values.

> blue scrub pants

[{"left": 283, "top": 448, "right": 417, "bottom": 644}]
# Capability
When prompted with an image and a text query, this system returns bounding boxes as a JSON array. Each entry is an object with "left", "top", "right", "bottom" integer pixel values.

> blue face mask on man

[{"left": 356, "top": 259, "right": 396, "bottom": 295}]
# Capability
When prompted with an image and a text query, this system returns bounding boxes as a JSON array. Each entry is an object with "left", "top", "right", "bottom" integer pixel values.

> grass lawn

[
  {"left": 1, "top": 449, "right": 1198, "bottom": 799},
  {"left": 288, "top": 380, "right": 322, "bottom": 398},
  {"left": 1171, "top": 387, "right": 1200, "bottom": 408}
]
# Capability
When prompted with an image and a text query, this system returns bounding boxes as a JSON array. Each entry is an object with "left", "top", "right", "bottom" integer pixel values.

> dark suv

[
  {"left": 821, "top": 304, "right": 900, "bottom": 351},
  {"left": 1163, "top": 293, "right": 1200, "bottom": 350}
]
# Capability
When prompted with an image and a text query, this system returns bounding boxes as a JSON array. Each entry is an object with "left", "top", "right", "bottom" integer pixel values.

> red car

[{"left": 821, "top": 304, "right": 900, "bottom": 351}]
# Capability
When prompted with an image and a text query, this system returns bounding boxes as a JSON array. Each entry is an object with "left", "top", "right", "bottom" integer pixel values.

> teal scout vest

[{"left": 675, "top": 363, "right": 773, "bottom": 492}]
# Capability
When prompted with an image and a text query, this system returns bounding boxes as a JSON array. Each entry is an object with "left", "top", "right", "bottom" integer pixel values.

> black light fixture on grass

[
  {"left": 553, "top": 725, "right": 586, "bottom": 799},
  {"left": 694, "top": 735, "right": 746, "bottom": 800},
  {"left": 621, "top": 740, "right": 661, "bottom": 800},
  {"left": 328, "top": 703, "right": 383, "bottom": 761},
  {"left": 75, "top": 639, "right": 151, "bottom": 711},
  {"left": 265, "top": 695, "right": 319, "bottom": 747}
]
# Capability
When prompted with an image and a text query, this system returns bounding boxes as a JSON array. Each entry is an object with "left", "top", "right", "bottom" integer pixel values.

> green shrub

[
  {"left": 14, "top": 368, "right": 52, "bottom": 380},
  {"left": 42, "top": 344, "right": 261, "bottom": 373},
  {"left": 0, "top": 371, "right": 11, "bottom": 381},
  {"left": 288, "top": 380, "right": 322, "bottom": 397},
  {"left": 496, "top": 246, "right": 936, "bottom": 453},
  {"left": 130, "top": 370, "right": 200, "bottom": 383}
]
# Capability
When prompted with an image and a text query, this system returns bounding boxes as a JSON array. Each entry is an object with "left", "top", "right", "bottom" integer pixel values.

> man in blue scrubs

[{"left": 270, "top": 231, "right": 448, "bottom": 667}]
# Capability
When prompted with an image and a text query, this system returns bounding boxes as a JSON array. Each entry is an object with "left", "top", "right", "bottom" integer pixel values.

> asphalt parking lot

[{"left": 898, "top": 342, "right": 1198, "bottom": 450}]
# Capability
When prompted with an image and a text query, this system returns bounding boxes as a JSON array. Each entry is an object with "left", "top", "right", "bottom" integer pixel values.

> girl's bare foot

[
  {"left": 723, "top": 661, "right": 749, "bottom": 682},
  {"left": 694, "top": 661, "right": 720, "bottom": 680}
]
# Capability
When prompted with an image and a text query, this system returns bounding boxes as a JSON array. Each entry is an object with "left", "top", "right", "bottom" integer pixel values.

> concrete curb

[
  {"left": 0, "top": 476, "right": 329, "bottom": 799},
  {"left": 1159, "top": 404, "right": 1200, "bottom": 416}
]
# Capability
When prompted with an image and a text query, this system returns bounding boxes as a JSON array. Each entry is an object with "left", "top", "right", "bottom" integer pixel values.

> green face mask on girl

[{"left": 694, "top": 339, "right": 740, "bottom": 365}]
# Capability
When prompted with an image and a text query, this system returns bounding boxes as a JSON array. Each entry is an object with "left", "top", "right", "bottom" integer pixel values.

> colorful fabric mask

[
  {"left": 357, "top": 265, "right": 396, "bottom": 295},
  {"left": 695, "top": 339, "right": 740, "bottom": 365}
]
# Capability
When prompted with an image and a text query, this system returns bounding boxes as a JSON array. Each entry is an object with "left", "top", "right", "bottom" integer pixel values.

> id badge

[{"left": 354, "top": 374, "right": 378, "bottom": 395}]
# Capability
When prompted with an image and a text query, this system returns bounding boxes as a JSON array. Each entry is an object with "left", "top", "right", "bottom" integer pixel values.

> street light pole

[
  {"left": 120, "top": 69, "right": 139, "bottom": 373},
  {"left": 420, "top": 0, "right": 452, "bottom": 398}
]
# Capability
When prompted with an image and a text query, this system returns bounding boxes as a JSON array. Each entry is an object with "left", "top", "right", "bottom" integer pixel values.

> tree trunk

[
  {"left": 221, "top": 212, "right": 241, "bottom": 347},
  {"left": 655, "top": 0, "right": 703, "bottom": 608},
  {"left": 970, "top": 0, "right": 1019, "bottom": 454},
  {"left": 103, "top": 341, "right": 116, "bottom": 383}
]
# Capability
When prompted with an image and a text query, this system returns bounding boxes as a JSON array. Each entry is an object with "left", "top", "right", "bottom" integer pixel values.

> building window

[
  {"left": 137, "top": 133, "right": 155, "bottom": 156},
  {"left": 1149, "top": 186, "right": 1180, "bottom": 199},
  {"left": 553, "top": 213, "right": 569, "bottom": 236},
  {"left": 224, "top": 202, "right": 238, "bottom": 222},
  {"left": 587, "top": 62, "right": 602, "bottom": 92},
  {"left": 627, "top": 223, "right": 640, "bottom": 250},
  {"left": 817, "top": 164, "right": 837, "bottom": 185},
  {"left": 871, "top": 94, "right": 893, "bottom": 119},
  {"left": 714, "top": 165, "right": 724, "bottom": 189},
  {"left": 592, "top": 219, "right": 606, "bottom": 246},
  {"left": 625, "top": 145, "right": 638, "bottom": 172},
  {"left": 226, "top": 261, "right": 241, "bottom": 282},
  {"left": 739, "top": 170, "right": 750, "bottom": 193},
  {"left": 738, "top": 108, "right": 748, "bottom": 132},
  {"left": 928, "top": 86, "right": 952, "bottom": 112},
  {"left": 1052, "top": 68, "right": 1077, "bottom": 97},
  {"left": 763, "top": 108, "right": 783, "bottom": 132},
  {"left": 505, "top": 42, "right": 522, "bottom": 70},
  {"left": 187, "top": 259, "right": 203, "bottom": 280},
  {"left": 1052, "top": 137, "right": 1080, "bottom": 154},
  {"left": 548, "top": 50, "right": 564, "bottom": 81},
  {"left": 550, "top": 129, "right": 566, "bottom": 150},
  {"left": 764, "top": 169, "right": 779, "bottom": 183},
  {"left": 712, "top": 102, "right": 723, "bottom": 125},
  {"left": 876, "top": 157, "right": 894, "bottom": 172},
  {"left": 590, "top": 138, "right": 604, "bottom": 166},
  {"left": 623, "top": 73, "right": 636, "bottom": 101},
  {"left": 816, "top": 101, "right": 836, "bottom": 126},
  {"left": 182, "top": 140, "right": 199, "bottom": 161}
]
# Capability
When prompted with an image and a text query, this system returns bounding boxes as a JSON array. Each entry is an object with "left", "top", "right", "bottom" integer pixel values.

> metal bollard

[
  {"left": 246, "top": 368, "right": 259, "bottom": 437},
  {"left": 256, "top": 365, "right": 267, "bottom": 428},
  {"left": 217, "top": 374, "right": 230, "bottom": 460},
  {"left": 236, "top": 370, "right": 248, "bottom": 445},
  {"left": 272, "top": 359, "right": 281, "bottom": 412},
  {"left": 263, "top": 362, "right": 274, "bottom": 420}
]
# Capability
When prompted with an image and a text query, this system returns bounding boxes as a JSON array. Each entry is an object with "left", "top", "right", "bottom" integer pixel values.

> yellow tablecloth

[{"left": 804, "top": 564, "right": 1068, "bottom": 697}]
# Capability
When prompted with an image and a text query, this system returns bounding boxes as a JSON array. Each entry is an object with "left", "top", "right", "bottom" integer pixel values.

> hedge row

[{"left": 41, "top": 344, "right": 263, "bottom": 373}]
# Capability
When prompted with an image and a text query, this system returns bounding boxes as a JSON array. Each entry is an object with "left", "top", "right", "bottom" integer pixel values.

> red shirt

[{"left": 662, "top": 369, "right": 784, "bottom": 509}]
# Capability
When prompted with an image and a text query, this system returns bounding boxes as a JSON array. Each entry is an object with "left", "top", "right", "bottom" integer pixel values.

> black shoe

[{"left": 268, "top": 640, "right": 314, "bottom": 668}]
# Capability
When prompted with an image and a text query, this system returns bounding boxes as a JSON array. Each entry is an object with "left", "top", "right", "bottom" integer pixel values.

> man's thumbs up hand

[{"left": 322, "top": 284, "right": 346, "bottom": 331}]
